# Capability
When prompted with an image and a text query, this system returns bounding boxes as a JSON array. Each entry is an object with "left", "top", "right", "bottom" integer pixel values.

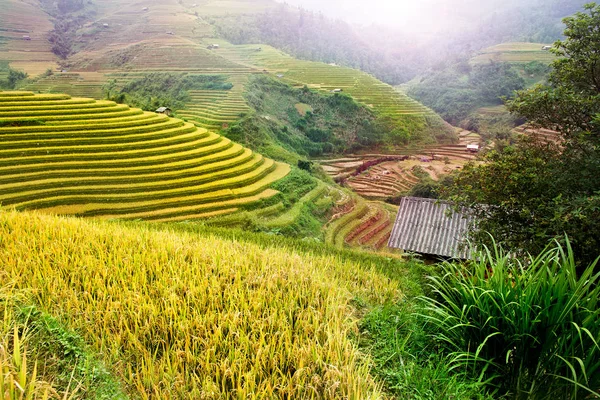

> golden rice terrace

[{"left": 0, "top": 90, "right": 290, "bottom": 221}]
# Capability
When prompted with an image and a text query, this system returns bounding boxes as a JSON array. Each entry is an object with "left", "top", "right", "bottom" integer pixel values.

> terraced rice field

[
  {"left": 210, "top": 42, "right": 445, "bottom": 140},
  {"left": 324, "top": 191, "right": 398, "bottom": 251},
  {"left": 513, "top": 124, "right": 562, "bottom": 143},
  {"left": 0, "top": 90, "right": 289, "bottom": 221},
  {"left": 23, "top": 72, "right": 106, "bottom": 99},
  {"left": 320, "top": 131, "right": 481, "bottom": 200},
  {"left": 471, "top": 42, "right": 556, "bottom": 65},
  {"left": 178, "top": 75, "right": 251, "bottom": 130},
  {"left": 0, "top": 0, "right": 58, "bottom": 75}
]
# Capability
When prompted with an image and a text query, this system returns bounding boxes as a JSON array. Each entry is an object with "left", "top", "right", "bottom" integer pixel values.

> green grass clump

[
  {"left": 421, "top": 239, "right": 600, "bottom": 399},
  {"left": 359, "top": 303, "right": 491, "bottom": 400}
]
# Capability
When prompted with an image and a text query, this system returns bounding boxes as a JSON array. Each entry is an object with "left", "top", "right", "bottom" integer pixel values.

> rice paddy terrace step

[{"left": 0, "top": 90, "right": 290, "bottom": 220}]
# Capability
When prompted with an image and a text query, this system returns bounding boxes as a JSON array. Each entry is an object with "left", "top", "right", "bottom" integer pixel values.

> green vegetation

[
  {"left": 407, "top": 61, "right": 526, "bottom": 126},
  {"left": 104, "top": 73, "right": 233, "bottom": 112},
  {"left": 446, "top": 3, "right": 600, "bottom": 267},
  {"left": 203, "top": 42, "right": 454, "bottom": 146},
  {"left": 0, "top": 62, "right": 28, "bottom": 90},
  {"left": 359, "top": 303, "right": 490, "bottom": 399},
  {"left": 225, "top": 76, "right": 386, "bottom": 161},
  {"left": 0, "top": 287, "right": 125, "bottom": 399},
  {"left": 422, "top": 240, "right": 600, "bottom": 398}
]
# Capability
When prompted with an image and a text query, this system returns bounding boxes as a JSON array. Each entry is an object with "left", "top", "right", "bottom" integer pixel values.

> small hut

[
  {"left": 388, "top": 197, "right": 476, "bottom": 259},
  {"left": 22, "top": 35, "right": 31, "bottom": 40},
  {"left": 466, "top": 144, "right": 480, "bottom": 153},
  {"left": 155, "top": 107, "right": 172, "bottom": 116}
]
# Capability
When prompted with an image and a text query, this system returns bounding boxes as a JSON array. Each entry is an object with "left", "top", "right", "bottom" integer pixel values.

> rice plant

[
  {"left": 420, "top": 239, "right": 600, "bottom": 399},
  {"left": 0, "top": 210, "right": 400, "bottom": 398}
]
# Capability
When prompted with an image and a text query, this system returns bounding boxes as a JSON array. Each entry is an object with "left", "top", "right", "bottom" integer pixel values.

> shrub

[{"left": 420, "top": 239, "right": 600, "bottom": 399}]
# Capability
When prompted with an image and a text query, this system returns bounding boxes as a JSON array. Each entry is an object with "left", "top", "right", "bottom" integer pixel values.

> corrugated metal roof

[{"left": 388, "top": 197, "right": 475, "bottom": 259}]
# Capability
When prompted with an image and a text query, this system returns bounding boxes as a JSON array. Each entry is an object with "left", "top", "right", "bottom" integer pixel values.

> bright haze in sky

[{"left": 276, "top": 0, "right": 513, "bottom": 34}]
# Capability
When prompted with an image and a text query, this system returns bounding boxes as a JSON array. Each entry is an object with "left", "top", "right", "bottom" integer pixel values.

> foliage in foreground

[
  {"left": 0, "top": 210, "right": 401, "bottom": 398},
  {"left": 421, "top": 240, "right": 600, "bottom": 399},
  {"left": 359, "top": 300, "right": 491, "bottom": 400}
]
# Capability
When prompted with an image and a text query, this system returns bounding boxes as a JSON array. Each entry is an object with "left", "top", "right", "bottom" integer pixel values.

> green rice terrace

[{"left": 0, "top": 90, "right": 290, "bottom": 222}]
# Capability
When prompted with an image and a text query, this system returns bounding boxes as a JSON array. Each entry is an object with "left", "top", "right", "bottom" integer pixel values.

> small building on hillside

[
  {"left": 102, "top": 23, "right": 109, "bottom": 28},
  {"left": 155, "top": 107, "right": 172, "bottom": 116},
  {"left": 542, "top": 45, "right": 552, "bottom": 50},
  {"left": 142, "top": 7, "right": 148, "bottom": 11},
  {"left": 331, "top": 88, "right": 343, "bottom": 93},
  {"left": 22, "top": 35, "right": 31, "bottom": 40},
  {"left": 388, "top": 196, "right": 476, "bottom": 259}
]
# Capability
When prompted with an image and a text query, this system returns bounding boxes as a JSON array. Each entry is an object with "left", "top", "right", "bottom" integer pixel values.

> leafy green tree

[
  {"left": 470, "top": 62, "right": 526, "bottom": 103},
  {"left": 445, "top": 3, "right": 600, "bottom": 267},
  {"left": 0, "top": 67, "right": 28, "bottom": 89}
]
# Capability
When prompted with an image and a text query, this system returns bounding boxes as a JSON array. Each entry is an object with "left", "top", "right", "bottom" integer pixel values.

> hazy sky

[{"left": 276, "top": 0, "right": 516, "bottom": 34}]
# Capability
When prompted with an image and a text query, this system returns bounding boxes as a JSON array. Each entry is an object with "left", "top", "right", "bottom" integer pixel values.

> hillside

[
  {"left": 0, "top": 0, "right": 452, "bottom": 149},
  {"left": 0, "top": 0, "right": 59, "bottom": 75},
  {"left": 0, "top": 90, "right": 289, "bottom": 221},
  {"left": 0, "top": 209, "right": 402, "bottom": 398}
]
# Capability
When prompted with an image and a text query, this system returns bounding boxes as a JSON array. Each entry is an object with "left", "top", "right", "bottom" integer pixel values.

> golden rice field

[
  {"left": 0, "top": 210, "right": 400, "bottom": 398},
  {"left": 0, "top": 90, "right": 289, "bottom": 221}
]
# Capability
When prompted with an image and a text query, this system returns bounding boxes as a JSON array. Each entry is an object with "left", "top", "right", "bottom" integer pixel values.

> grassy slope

[{"left": 0, "top": 209, "right": 404, "bottom": 398}]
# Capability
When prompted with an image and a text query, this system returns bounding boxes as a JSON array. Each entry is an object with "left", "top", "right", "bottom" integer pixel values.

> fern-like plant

[{"left": 420, "top": 239, "right": 600, "bottom": 399}]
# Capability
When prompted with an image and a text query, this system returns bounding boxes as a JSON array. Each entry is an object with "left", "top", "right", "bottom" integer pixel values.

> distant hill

[{"left": 0, "top": 0, "right": 58, "bottom": 75}]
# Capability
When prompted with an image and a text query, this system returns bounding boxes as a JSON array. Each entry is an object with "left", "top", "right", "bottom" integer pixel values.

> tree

[{"left": 445, "top": 3, "right": 600, "bottom": 267}]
